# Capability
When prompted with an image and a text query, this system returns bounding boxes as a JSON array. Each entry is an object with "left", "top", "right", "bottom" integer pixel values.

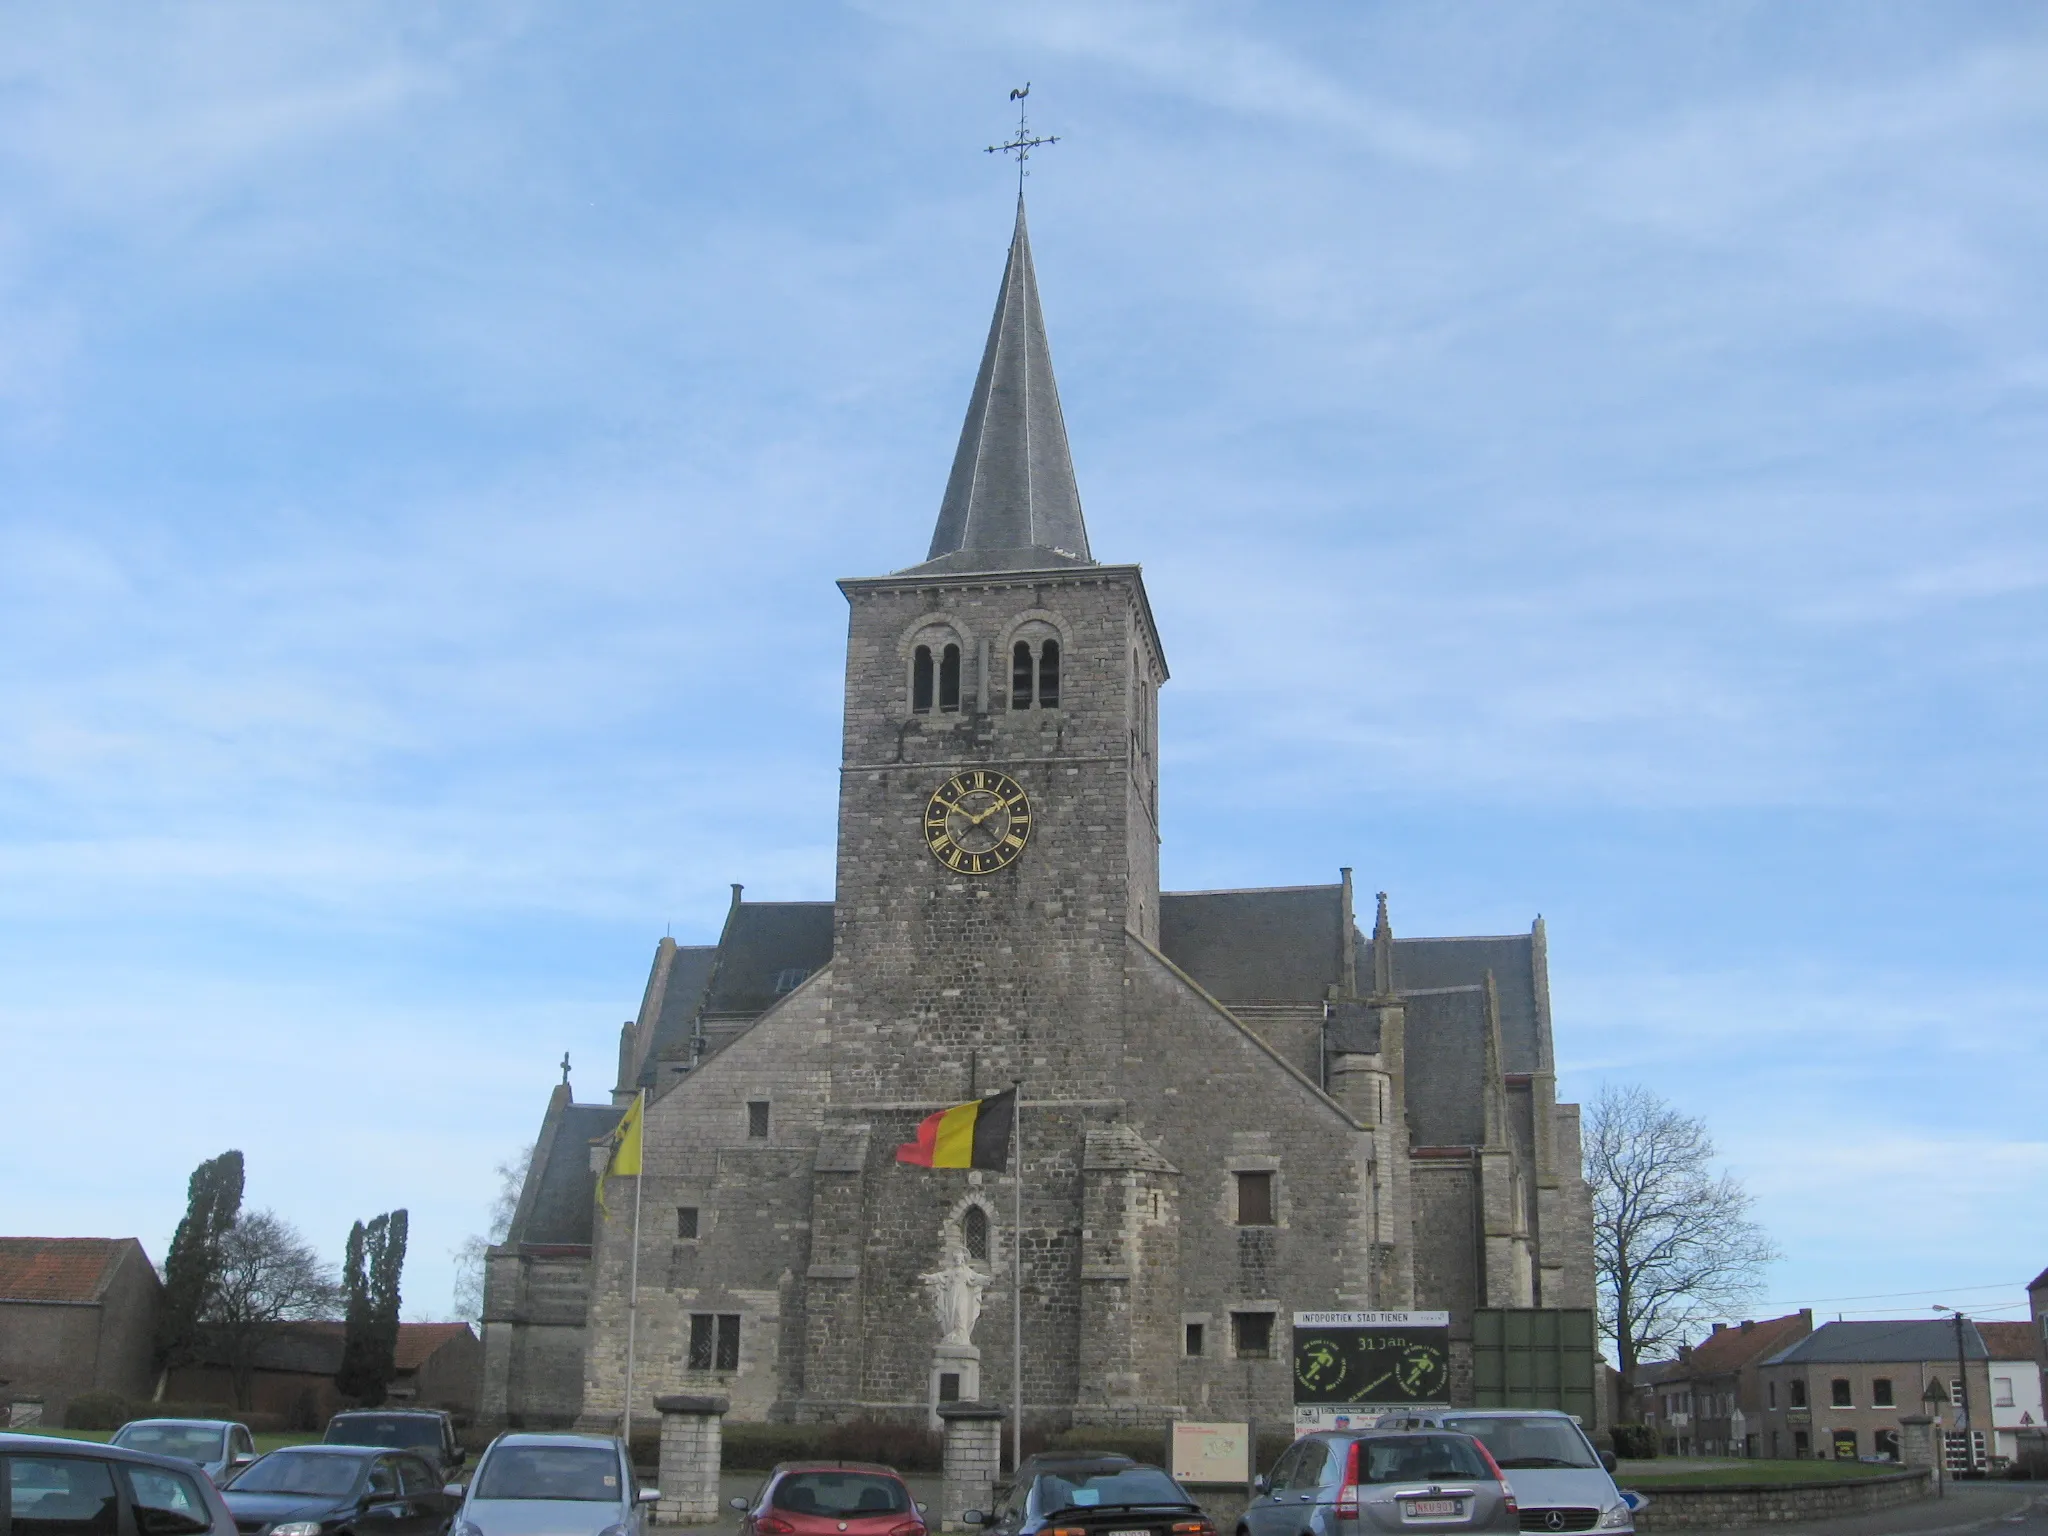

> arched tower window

[
  {"left": 1011, "top": 641, "right": 1034, "bottom": 709},
  {"left": 1038, "top": 639, "right": 1060, "bottom": 708},
  {"left": 963, "top": 1204, "right": 989, "bottom": 1261},
  {"left": 939, "top": 643, "right": 962, "bottom": 712},
  {"left": 912, "top": 646, "right": 934, "bottom": 713}
]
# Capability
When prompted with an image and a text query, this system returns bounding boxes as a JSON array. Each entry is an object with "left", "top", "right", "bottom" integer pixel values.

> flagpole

[
  {"left": 622, "top": 1088, "right": 645, "bottom": 1439},
  {"left": 1011, "top": 1078, "right": 1024, "bottom": 1471}
]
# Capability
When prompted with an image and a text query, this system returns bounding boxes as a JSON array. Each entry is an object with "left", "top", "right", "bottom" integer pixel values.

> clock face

[{"left": 923, "top": 770, "right": 1032, "bottom": 875}]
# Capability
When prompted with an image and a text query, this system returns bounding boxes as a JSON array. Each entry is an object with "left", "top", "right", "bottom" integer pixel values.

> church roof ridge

[
  {"left": 916, "top": 197, "right": 1091, "bottom": 574},
  {"left": 1164, "top": 882, "right": 1344, "bottom": 897}
]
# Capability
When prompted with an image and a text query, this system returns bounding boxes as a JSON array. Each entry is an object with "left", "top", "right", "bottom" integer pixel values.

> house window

[
  {"left": 1231, "top": 1311, "right": 1273, "bottom": 1359},
  {"left": 1789, "top": 1380, "right": 1807, "bottom": 1408},
  {"left": 1995, "top": 1376, "right": 2015, "bottom": 1408},
  {"left": 688, "top": 1313, "right": 740, "bottom": 1372},
  {"left": 1952, "top": 1378, "right": 1965, "bottom": 1408},
  {"left": 1012, "top": 641, "right": 1033, "bottom": 708},
  {"left": 772, "top": 966, "right": 809, "bottom": 995},
  {"left": 913, "top": 646, "right": 934, "bottom": 713},
  {"left": 677, "top": 1207, "right": 699, "bottom": 1240},
  {"left": 1793, "top": 1430, "right": 1809, "bottom": 1458},
  {"left": 1874, "top": 1428, "right": 1900, "bottom": 1462},
  {"left": 1038, "top": 640, "right": 1060, "bottom": 708},
  {"left": 963, "top": 1205, "right": 990, "bottom": 1262},
  {"left": 1185, "top": 1322, "right": 1205, "bottom": 1357},
  {"left": 747, "top": 1101, "right": 770, "bottom": 1139},
  {"left": 1831, "top": 1378, "right": 1852, "bottom": 1408},
  {"left": 1873, "top": 1378, "right": 1893, "bottom": 1407},
  {"left": 1767, "top": 1381, "right": 1777, "bottom": 1408},
  {"left": 1235, "top": 1171, "right": 1275, "bottom": 1226}
]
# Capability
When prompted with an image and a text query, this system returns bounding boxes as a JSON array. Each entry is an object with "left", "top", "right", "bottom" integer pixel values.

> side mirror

[
  {"left": 638, "top": 1489, "right": 661, "bottom": 1506},
  {"left": 1599, "top": 1451, "right": 1617, "bottom": 1473},
  {"left": 233, "top": 1454, "right": 256, "bottom": 1467},
  {"left": 961, "top": 1514, "right": 985, "bottom": 1528},
  {"left": 915, "top": 1504, "right": 929, "bottom": 1515},
  {"left": 730, "top": 1497, "right": 750, "bottom": 1512},
  {"left": 1252, "top": 1476, "right": 1270, "bottom": 1495},
  {"left": 450, "top": 1449, "right": 467, "bottom": 1468},
  {"left": 443, "top": 1485, "right": 466, "bottom": 1499}
]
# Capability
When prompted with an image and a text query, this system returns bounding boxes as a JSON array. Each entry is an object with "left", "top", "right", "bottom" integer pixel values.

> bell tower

[{"left": 830, "top": 197, "right": 1166, "bottom": 1104}]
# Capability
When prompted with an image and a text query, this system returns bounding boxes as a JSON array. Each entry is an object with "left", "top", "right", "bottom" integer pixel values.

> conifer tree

[
  {"left": 154, "top": 1150, "right": 245, "bottom": 1389},
  {"left": 337, "top": 1209, "right": 409, "bottom": 1404}
]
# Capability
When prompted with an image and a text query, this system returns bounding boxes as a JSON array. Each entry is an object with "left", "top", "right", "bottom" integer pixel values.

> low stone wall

[{"left": 1633, "top": 1469, "right": 1929, "bottom": 1529}]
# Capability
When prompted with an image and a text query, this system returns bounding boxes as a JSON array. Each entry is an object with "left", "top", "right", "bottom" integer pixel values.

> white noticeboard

[{"left": 1170, "top": 1421, "right": 1251, "bottom": 1485}]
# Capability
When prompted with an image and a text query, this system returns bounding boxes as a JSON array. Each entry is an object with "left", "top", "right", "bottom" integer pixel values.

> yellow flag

[{"left": 595, "top": 1091, "right": 645, "bottom": 1216}]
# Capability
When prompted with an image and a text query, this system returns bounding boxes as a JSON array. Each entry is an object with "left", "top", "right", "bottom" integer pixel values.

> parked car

[
  {"left": 730, "top": 1462, "right": 929, "bottom": 1536},
  {"left": 221, "top": 1443, "right": 458, "bottom": 1536},
  {"left": 966, "top": 1452, "right": 1213, "bottom": 1536},
  {"left": 323, "top": 1411, "right": 465, "bottom": 1479},
  {"left": 1238, "top": 1431, "right": 1518, "bottom": 1536},
  {"left": 111, "top": 1419, "right": 259, "bottom": 1485},
  {"left": 1, "top": 1427, "right": 238, "bottom": 1536},
  {"left": 1412, "top": 1412, "right": 1632, "bottom": 1534},
  {"left": 452, "top": 1432, "right": 655, "bottom": 1536}
]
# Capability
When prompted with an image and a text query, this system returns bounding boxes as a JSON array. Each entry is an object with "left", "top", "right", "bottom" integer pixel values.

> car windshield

[
  {"left": 1033, "top": 1468, "right": 1189, "bottom": 1514},
  {"left": 474, "top": 1447, "right": 623, "bottom": 1502},
  {"left": 1357, "top": 1437, "right": 1494, "bottom": 1485},
  {"left": 228, "top": 1452, "right": 363, "bottom": 1497},
  {"left": 771, "top": 1472, "right": 909, "bottom": 1516},
  {"left": 1437, "top": 1418, "right": 1599, "bottom": 1471},
  {"left": 327, "top": 1417, "right": 440, "bottom": 1451},
  {"left": 114, "top": 1426, "right": 227, "bottom": 1462}
]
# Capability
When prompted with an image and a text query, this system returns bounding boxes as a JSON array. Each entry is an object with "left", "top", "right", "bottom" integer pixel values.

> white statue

[{"left": 920, "top": 1254, "right": 992, "bottom": 1346}]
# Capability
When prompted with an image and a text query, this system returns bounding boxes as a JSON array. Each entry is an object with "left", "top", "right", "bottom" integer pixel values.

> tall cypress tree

[
  {"left": 336, "top": 1210, "right": 408, "bottom": 1404},
  {"left": 154, "top": 1151, "right": 245, "bottom": 1387}
]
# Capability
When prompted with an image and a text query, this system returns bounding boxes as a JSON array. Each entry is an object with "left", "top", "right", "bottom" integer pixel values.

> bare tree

[
  {"left": 202, "top": 1210, "right": 340, "bottom": 1408},
  {"left": 451, "top": 1145, "right": 531, "bottom": 1322},
  {"left": 1586, "top": 1084, "right": 1780, "bottom": 1405}
]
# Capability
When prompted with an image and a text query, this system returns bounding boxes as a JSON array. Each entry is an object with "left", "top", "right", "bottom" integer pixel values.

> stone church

[{"left": 479, "top": 199, "right": 1596, "bottom": 1433}]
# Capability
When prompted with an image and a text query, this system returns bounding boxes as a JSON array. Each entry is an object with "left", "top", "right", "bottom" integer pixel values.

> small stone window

[
  {"left": 747, "top": 1100, "right": 770, "bottom": 1139},
  {"left": 912, "top": 646, "right": 934, "bottom": 713},
  {"left": 1789, "top": 1379, "right": 1807, "bottom": 1408},
  {"left": 1830, "top": 1378, "right": 1852, "bottom": 1408},
  {"left": 772, "top": 966, "right": 809, "bottom": 996},
  {"left": 963, "top": 1205, "right": 990, "bottom": 1262},
  {"left": 1235, "top": 1171, "right": 1275, "bottom": 1226},
  {"left": 1185, "top": 1322, "right": 1205, "bottom": 1358},
  {"left": 1873, "top": 1378, "right": 1894, "bottom": 1407},
  {"left": 688, "top": 1312, "right": 740, "bottom": 1371},
  {"left": 677, "top": 1207, "right": 699, "bottom": 1240},
  {"left": 939, "top": 643, "right": 962, "bottom": 712},
  {"left": 1012, "top": 641, "right": 1034, "bottom": 708},
  {"left": 1038, "top": 639, "right": 1060, "bottom": 708},
  {"left": 1231, "top": 1311, "right": 1273, "bottom": 1360}
]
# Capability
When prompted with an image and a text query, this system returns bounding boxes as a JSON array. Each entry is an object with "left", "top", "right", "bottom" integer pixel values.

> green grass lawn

[
  {"left": 1620, "top": 1459, "right": 1909, "bottom": 1488},
  {"left": 5, "top": 1428, "right": 323, "bottom": 1455}
]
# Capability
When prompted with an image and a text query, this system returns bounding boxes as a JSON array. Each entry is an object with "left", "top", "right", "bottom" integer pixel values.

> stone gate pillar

[
  {"left": 938, "top": 1402, "right": 1006, "bottom": 1533},
  {"left": 654, "top": 1394, "right": 729, "bottom": 1526},
  {"left": 1898, "top": 1414, "right": 1936, "bottom": 1472}
]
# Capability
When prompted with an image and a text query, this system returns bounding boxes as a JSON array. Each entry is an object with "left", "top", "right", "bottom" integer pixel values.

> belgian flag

[{"left": 894, "top": 1087, "right": 1016, "bottom": 1170}]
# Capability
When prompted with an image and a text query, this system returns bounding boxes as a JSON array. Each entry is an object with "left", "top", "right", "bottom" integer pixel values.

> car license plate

[
  {"left": 1406, "top": 1500, "right": 1461, "bottom": 1518},
  {"left": 1107, "top": 1528, "right": 1153, "bottom": 1535}
]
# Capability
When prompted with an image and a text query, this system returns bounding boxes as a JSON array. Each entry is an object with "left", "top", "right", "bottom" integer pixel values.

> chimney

[
  {"left": 1741, "top": 1320, "right": 1754, "bottom": 1333},
  {"left": 1712, "top": 1322, "right": 1727, "bottom": 1334}
]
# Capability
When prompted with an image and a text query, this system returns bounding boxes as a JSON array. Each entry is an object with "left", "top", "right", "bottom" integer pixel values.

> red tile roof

[
  {"left": 1978, "top": 1321, "right": 2045, "bottom": 1363},
  {"left": 1668, "top": 1311, "right": 1813, "bottom": 1377},
  {"left": 393, "top": 1322, "right": 476, "bottom": 1371},
  {"left": 0, "top": 1237, "right": 148, "bottom": 1303}
]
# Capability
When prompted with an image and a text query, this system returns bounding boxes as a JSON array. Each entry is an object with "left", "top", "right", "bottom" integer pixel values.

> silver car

[
  {"left": 1241, "top": 1431, "right": 1518, "bottom": 1536},
  {"left": 453, "top": 1433, "right": 657, "bottom": 1536},
  {"left": 111, "top": 1419, "right": 258, "bottom": 1486},
  {"left": 1423, "top": 1413, "right": 1632, "bottom": 1535}
]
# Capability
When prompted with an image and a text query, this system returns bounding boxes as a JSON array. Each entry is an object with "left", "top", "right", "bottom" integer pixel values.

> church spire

[{"left": 920, "top": 197, "right": 1092, "bottom": 573}]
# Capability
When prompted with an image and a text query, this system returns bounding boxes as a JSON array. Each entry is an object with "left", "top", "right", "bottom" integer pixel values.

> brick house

[
  {"left": 0, "top": 1237, "right": 161, "bottom": 1425},
  {"left": 1637, "top": 1310, "right": 1813, "bottom": 1457},
  {"left": 482, "top": 197, "right": 1601, "bottom": 1433},
  {"left": 168, "top": 1321, "right": 483, "bottom": 1421},
  {"left": 1759, "top": 1319, "right": 1999, "bottom": 1469}
]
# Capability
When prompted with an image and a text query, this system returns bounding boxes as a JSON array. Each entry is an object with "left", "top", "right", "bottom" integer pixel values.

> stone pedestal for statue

[
  {"left": 653, "top": 1394, "right": 729, "bottom": 1526},
  {"left": 938, "top": 1402, "right": 1006, "bottom": 1533},
  {"left": 1899, "top": 1415, "right": 1937, "bottom": 1472},
  {"left": 921, "top": 1253, "right": 992, "bottom": 1429},
  {"left": 929, "top": 1343, "right": 982, "bottom": 1429}
]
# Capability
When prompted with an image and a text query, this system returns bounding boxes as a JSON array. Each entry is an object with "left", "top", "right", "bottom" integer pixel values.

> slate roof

[
  {"left": 1381, "top": 935, "right": 1546, "bottom": 1074},
  {"left": 0, "top": 1237, "right": 149, "bottom": 1304},
  {"left": 1766, "top": 1319, "right": 1989, "bottom": 1365},
  {"left": 702, "top": 902, "right": 834, "bottom": 1016},
  {"left": 2031, "top": 1266, "right": 2048, "bottom": 1291},
  {"left": 1401, "top": 987, "right": 1491, "bottom": 1147},
  {"left": 917, "top": 199, "right": 1092, "bottom": 575},
  {"left": 1977, "top": 1321, "right": 2045, "bottom": 1363},
  {"left": 1158, "top": 885, "right": 1346, "bottom": 1004},
  {"left": 520, "top": 1102, "right": 625, "bottom": 1247},
  {"left": 638, "top": 943, "right": 718, "bottom": 1083}
]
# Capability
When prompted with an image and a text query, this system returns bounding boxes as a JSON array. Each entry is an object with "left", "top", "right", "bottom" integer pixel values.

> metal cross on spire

[
  {"left": 559, "top": 1051, "right": 571, "bottom": 1086},
  {"left": 986, "top": 83, "right": 1058, "bottom": 195}
]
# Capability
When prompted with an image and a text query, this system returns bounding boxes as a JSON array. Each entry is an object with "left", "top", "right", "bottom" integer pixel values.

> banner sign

[
  {"left": 1170, "top": 1422, "right": 1251, "bottom": 1485},
  {"left": 1292, "top": 1310, "right": 1452, "bottom": 1405}
]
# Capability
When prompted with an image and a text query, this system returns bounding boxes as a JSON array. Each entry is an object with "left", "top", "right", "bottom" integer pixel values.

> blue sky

[{"left": 3, "top": 4, "right": 2044, "bottom": 1334}]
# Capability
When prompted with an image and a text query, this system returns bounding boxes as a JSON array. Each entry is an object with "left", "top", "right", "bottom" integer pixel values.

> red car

[{"left": 730, "top": 1463, "right": 929, "bottom": 1536}]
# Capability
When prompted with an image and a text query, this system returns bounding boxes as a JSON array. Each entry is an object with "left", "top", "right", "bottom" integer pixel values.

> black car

[
  {"left": 221, "top": 1444, "right": 458, "bottom": 1536},
  {"left": 1, "top": 1429, "right": 238, "bottom": 1536},
  {"left": 968, "top": 1454, "right": 1214, "bottom": 1536},
  {"left": 322, "top": 1413, "right": 465, "bottom": 1480}
]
